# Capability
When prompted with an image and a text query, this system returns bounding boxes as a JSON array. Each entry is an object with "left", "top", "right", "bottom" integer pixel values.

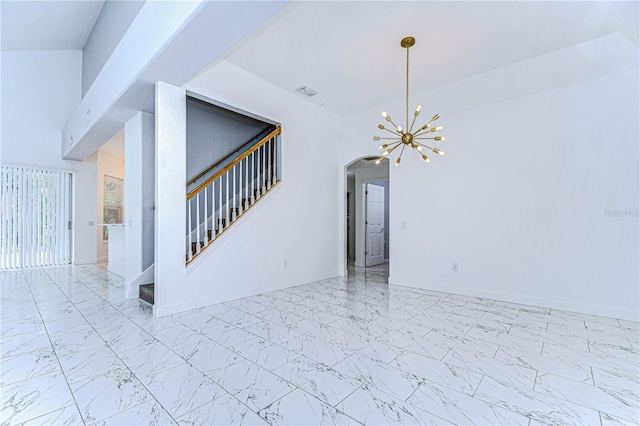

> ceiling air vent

[{"left": 295, "top": 86, "right": 318, "bottom": 97}]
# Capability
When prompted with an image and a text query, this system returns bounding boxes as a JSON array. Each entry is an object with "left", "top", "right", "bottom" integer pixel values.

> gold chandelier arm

[
  {"left": 415, "top": 142, "right": 444, "bottom": 155},
  {"left": 386, "top": 117, "right": 402, "bottom": 133},
  {"left": 396, "top": 144, "right": 407, "bottom": 166},
  {"left": 415, "top": 142, "right": 434, "bottom": 150},
  {"left": 384, "top": 141, "right": 403, "bottom": 155},
  {"left": 415, "top": 126, "right": 444, "bottom": 136},
  {"left": 414, "top": 136, "right": 445, "bottom": 141},
  {"left": 381, "top": 127, "right": 401, "bottom": 136},
  {"left": 413, "top": 126, "right": 436, "bottom": 138},
  {"left": 408, "top": 113, "right": 419, "bottom": 134}
]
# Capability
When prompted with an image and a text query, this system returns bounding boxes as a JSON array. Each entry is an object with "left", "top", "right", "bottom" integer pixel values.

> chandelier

[{"left": 374, "top": 37, "right": 445, "bottom": 166}]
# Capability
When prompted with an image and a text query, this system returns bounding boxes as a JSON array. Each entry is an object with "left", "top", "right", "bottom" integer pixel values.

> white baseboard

[
  {"left": 153, "top": 281, "right": 299, "bottom": 317},
  {"left": 154, "top": 271, "right": 335, "bottom": 318},
  {"left": 388, "top": 277, "right": 639, "bottom": 322},
  {"left": 73, "top": 257, "right": 97, "bottom": 265}
]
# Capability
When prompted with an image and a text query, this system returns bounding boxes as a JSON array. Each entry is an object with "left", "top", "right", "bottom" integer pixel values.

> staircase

[
  {"left": 139, "top": 283, "right": 154, "bottom": 304},
  {"left": 186, "top": 126, "right": 281, "bottom": 264},
  {"left": 138, "top": 126, "right": 281, "bottom": 305}
]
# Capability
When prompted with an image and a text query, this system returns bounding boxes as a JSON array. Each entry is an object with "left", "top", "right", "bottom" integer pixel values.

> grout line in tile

[
  {"left": 28, "top": 270, "right": 87, "bottom": 426},
  {"left": 471, "top": 375, "right": 485, "bottom": 397},
  {"left": 492, "top": 344, "right": 501, "bottom": 359}
]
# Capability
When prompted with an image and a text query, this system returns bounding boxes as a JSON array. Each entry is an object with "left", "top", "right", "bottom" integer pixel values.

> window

[{"left": 0, "top": 166, "right": 73, "bottom": 270}]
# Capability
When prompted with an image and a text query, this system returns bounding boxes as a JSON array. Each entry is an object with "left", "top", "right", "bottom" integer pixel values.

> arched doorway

[{"left": 344, "top": 156, "right": 390, "bottom": 280}]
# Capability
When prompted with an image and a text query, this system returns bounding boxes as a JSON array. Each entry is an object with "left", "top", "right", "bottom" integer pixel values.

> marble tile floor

[{"left": 1, "top": 263, "right": 639, "bottom": 425}]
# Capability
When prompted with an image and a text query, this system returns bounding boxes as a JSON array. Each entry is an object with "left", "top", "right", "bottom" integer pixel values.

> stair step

[{"left": 139, "top": 283, "right": 154, "bottom": 305}]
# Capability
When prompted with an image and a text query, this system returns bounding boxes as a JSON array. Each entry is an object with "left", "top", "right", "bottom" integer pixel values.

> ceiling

[
  {"left": 225, "top": 1, "right": 639, "bottom": 116},
  {"left": 0, "top": 0, "right": 637, "bottom": 126},
  {"left": 0, "top": 0, "right": 104, "bottom": 51}
]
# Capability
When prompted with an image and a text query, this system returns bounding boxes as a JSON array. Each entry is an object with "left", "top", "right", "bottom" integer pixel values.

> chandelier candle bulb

[
  {"left": 378, "top": 124, "right": 385, "bottom": 130},
  {"left": 373, "top": 136, "right": 381, "bottom": 141},
  {"left": 396, "top": 157, "right": 401, "bottom": 166},
  {"left": 397, "top": 126, "right": 403, "bottom": 133},
  {"left": 422, "top": 154, "right": 430, "bottom": 162},
  {"left": 380, "top": 144, "right": 388, "bottom": 149},
  {"left": 435, "top": 136, "right": 445, "bottom": 141}
]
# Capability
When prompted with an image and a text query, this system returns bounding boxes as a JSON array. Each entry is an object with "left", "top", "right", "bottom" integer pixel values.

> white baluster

[
  {"left": 196, "top": 192, "right": 201, "bottom": 254},
  {"left": 204, "top": 184, "right": 208, "bottom": 247},
  {"left": 225, "top": 171, "right": 230, "bottom": 226},
  {"left": 262, "top": 144, "right": 266, "bottom": 195},
  {"left": 267, "top": 139, "right": 272, "bottom": 190},
  {"left": 251, "top": 152, "right": 255, "bottom": 204},
  {"left": 239, "top": 161, "right": 243, "bottom": 216},
  {"left": 219, "top": 176, "right": 223, "bottom": 232},
  {"left": 244, "top": 155, "right": 249, "bottom": 209},
  {"left": 187, "top": 198, "right": 192, "bottom": 261},
  {"left": 274, "top": 136, "right": 278, "bottom": 184},
  {"left": 232, "top": 166, "right": 236, "bottom": 221},
  {"left": 211, "top": 181, "right": 216, "bottom": 239}
]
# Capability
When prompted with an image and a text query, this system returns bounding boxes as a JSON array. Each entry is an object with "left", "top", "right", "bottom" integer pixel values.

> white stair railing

[{"left": 185, "top": 127, "right": 281, "bottom": 264}]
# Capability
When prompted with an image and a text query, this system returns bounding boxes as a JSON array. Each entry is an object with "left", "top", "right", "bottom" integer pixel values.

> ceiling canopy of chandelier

[{"left": 374, "top": 37, "right": 446, "bottom": 167}]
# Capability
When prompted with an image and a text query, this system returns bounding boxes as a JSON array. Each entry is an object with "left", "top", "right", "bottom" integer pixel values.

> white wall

[
  {"left": 96, "top": 136, "right": 125, "bottom": 262},
  {"left": 82, "top": 0, "right": 144, "bottom": 96},
  {"left": 340, "top": 70, "right": 639, "bottom": 320},
  {"left": 186, "top": 98, "right": 270, "bottom": 182},
  {"left": 124, "top": 111, "right": 155, "bottom": 297},
  {"left": 153, "top": 62, "right": 342, "bottom": 316},
  {"left": 0, "top": 51, "right": 98, "bottom": 264}
]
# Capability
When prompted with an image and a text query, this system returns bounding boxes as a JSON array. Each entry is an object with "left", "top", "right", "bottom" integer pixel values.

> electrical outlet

[
  {"left": 452, "top": 262, "right": 459, "bottom": 272},
  {"left": 283, "top": 259, "right": 288, "bottom": 268}
]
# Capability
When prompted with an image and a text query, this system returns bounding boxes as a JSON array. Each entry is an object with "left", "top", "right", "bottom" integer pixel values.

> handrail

[
  {"left": 186, "top": 126, "right": 281, "bottom": 200},
  {"left": 186, "top": 127, "right": 273, "bottom": 187}
]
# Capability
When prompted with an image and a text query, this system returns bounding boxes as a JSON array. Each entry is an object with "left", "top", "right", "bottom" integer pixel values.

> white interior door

[{"left": 365, "top": 183, "right": 384, "bottom": 266}]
